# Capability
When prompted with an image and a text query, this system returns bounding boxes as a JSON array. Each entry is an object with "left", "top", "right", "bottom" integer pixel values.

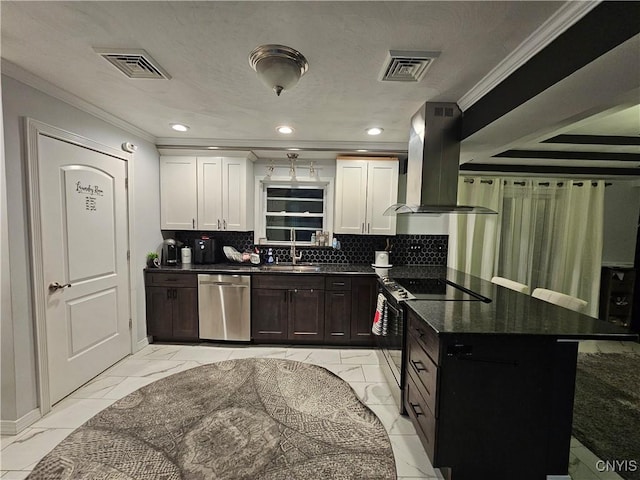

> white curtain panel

[
  {"left": 496, "top": 179, "right": 604, "bottom": 317},
  {"left": 448, "top": 177, "right": 503, "bottom": 280},
  {"left": 546, "top": 180, "right": 605, "bottom": 317}
]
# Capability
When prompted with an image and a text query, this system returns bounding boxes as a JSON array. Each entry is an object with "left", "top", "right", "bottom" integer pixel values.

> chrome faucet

[{"left": 290, "top": 227, "right": 303, "bottom": 265}]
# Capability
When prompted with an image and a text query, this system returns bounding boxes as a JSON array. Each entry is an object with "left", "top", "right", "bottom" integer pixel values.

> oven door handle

[{"left": 386, "top": 300, "right": 402, "bottom": 319}]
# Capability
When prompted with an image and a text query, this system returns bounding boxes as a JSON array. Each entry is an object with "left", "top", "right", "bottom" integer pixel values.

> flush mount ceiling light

[
  {"left": 366, "top": 127, "right": 384, "bottom": 136},
  {"left": 277, "top": 125, "right": 294, "bottom": 134},
  {"left": 170, "top": 123, "right": 189, "bottom": 132},
  {"left": 249, "top": 44, "right": 309, "bottom": 96}
]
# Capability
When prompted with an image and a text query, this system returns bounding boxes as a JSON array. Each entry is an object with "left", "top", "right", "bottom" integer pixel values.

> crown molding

[
  {"left": 1, "top": 59, "right": 156, "bottom": 143},
  {"left": 458, "top": 1, "right": 600, "bottom": 111}
]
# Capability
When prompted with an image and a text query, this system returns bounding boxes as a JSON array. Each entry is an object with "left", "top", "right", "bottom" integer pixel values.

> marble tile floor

[{"left": 1, "top": 340, "right": 637, "bottom": 480}]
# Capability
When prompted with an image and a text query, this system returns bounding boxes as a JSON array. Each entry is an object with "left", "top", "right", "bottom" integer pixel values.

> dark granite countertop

[
  {"left": 146, "top": 263, "right": 637, "bottom": 341},
  {"left": 146, "top": 263, "right": 377, "bottom": 275},
  {"left": 402, "top": 268, "right": 638, "bottom": 341}
]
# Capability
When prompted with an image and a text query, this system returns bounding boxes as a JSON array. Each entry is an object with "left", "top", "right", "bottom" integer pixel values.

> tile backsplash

[{"left": 170, "top": 231, "right": 447, "bottom": 266}]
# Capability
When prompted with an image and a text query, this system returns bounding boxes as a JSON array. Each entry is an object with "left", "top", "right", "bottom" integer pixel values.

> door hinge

[
  {"left": 129, "top": 318, "right": 132, "bottom": 330},
  {"left": 127, "top": 250, "right": 130, "bottom": 261},
  {"left": 125, "top": 177, "right": 129, "bottom": 189}
]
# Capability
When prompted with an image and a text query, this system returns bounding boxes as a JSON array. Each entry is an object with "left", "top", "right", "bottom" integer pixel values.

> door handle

[
  {"left": 192, "top": 218, "right": 195, "bottom": 229},
  {"left": 223, "top": 219, "right": 227, "bottom": 230},
  {"left": 362, "top": 223, "right": 365, "bottom": 233},
  {"left": 217, "top": 219, "right": 221, "bottom": 230},
  {"left": 367, "top": 223, "right": 370, "bottom": 233},
  {"left": 173, "top": 288, "right": 178, "bottom": 299},
  {"left": 49, "top": 282, "right": 71, "bottom": 293}
]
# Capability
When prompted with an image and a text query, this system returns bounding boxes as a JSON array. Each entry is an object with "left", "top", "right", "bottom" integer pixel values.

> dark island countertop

[{"left": 403, "top": 267, "right": 638, "bottom": 341}]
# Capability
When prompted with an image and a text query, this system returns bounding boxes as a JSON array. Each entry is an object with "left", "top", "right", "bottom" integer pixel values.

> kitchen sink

[{"left": 261, "top": 263, "right": 321, "bottom": 272}]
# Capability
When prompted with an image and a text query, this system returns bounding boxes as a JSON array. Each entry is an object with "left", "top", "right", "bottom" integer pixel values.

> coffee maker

[
  {"left": 162, "top": 239, "right": 179, "bottom": 265},
  {"left": 193, "top": 238, "right": 217, "bottom": 264}
]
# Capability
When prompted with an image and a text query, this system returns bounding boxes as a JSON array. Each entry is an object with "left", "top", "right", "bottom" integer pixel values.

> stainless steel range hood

[{"left": 385, "top": 102, "right": 496, "bottom": 215}]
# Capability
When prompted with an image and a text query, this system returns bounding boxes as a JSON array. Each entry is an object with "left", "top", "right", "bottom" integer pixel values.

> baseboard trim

[
  {"left": 0, "top": 408, "right": 42, "bottom": 435},
  {"left": 136, "top": 336, "right": 151, "bottom": 352}
]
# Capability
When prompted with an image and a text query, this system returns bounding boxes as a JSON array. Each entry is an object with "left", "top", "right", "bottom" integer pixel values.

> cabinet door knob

[
  {"left": 217, "top": 219, "right": 221, "bottom": 230},
  {"left": 223, "top": 219, "right": 227, "bottom": 230}
]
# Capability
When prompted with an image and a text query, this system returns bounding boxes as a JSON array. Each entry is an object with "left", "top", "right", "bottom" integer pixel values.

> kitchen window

[{"left": 259, "top": 184, "right": 329, "bottom": 244}]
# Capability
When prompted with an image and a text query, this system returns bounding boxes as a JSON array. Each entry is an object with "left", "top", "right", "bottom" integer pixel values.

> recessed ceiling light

[
  {"left": 366, "top": 127, "right": 383, "bottom": 136},
  {"left": 277, "top": 125, "right": 294, "bottom": 134},
  {"left": 170, "top": 123, "right": 189, "bottom": 132},
  {"left": 287, "top": 148, "right": 300, "bottom": 151},
  {"left": 207, "top": 146, "right": 219, "bottom": 150},
  {"left": 357, "top": 149, "right": 368, "bottom": 152}
]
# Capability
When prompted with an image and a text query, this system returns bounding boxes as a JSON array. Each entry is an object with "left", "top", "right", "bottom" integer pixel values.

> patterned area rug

[
  {"left": 573, "top": 352, "right": 640, "bottom": 480},
  {"left": 27, "top": 358, "right": 397, "bottom": 479}
]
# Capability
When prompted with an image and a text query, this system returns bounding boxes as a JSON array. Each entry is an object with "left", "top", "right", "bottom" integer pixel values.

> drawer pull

[
  {"left": 409, "top": 402, "right": 424, "bottom": 417},
  {"left": 411, "top": 360, "right": 428, "bottom": 372},
  {"left": 333, "top": 282, "right": 345, "bottom": 286}
]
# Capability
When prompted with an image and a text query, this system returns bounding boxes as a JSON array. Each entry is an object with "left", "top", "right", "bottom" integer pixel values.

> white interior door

[{"left": 38, "top": 134, "right": 131, "bottom": 405}]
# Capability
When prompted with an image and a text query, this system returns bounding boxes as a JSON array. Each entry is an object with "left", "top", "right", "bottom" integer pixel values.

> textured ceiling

[{"left": 1, "top": 1, "right": 639, "bottom": 172}]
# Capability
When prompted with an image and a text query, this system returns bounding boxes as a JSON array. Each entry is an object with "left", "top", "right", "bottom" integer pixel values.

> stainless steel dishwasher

[{"left": 198, "top": 274, "right": 251, "bottom": 341}]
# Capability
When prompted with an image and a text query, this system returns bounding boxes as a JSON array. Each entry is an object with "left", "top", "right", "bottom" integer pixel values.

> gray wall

[
  {"left": 1, "top": 75, "right": 162, "bottom": 424},
  {"left": 602, "top": 181, "right": 640, "bottom": 267}
]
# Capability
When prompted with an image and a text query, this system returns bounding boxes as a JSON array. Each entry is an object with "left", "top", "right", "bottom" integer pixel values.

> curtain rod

[{"left": 496, "top": 180, "right": 612, "bottom": 187}]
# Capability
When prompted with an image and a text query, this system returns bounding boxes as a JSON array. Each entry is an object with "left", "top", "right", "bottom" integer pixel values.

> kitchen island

[{"left": 401, "top": 268, "right": 637, "bottom": 480}]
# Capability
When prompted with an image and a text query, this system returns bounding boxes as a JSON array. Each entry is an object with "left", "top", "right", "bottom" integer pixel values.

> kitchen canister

[
  {"left": 181, "top": 247, "right": 192, "bottom": 264},
  {"left": 374, "top": 251, "right": 389, "bottom": 266}
]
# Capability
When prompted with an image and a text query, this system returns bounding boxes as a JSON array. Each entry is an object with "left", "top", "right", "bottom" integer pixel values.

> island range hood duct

[{"left": 385, "top": 102, "right": 496, "bottom": 215}]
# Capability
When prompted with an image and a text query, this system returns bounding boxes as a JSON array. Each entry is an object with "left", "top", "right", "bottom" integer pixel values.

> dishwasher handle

[{"left": 199, "top": 281, "right": 248, "bottom": 287}]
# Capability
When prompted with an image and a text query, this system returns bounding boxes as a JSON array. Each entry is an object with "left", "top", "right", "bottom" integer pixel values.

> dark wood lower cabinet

[
  {"left": 289, "top": 288, "right": 325, "bottom": 341},
  {"left": 350, "top": 276, "right": 377, "bottom": 345},
  {"left": 252, "top": 273, "right": 376, "bottom": 345},
  {"left": 251, "top": 288, "right": 289, "bottom": 341},
  {"left": 145, "top": 272, "right": 198, "bottom": 341},
  {"left": 252, "top": 275, "right": 325, "bottom": 343},
  {"left": 145, "top": 271, "right": 377, "bottom": 346},
  {"left": 324, "top": 290, "right": 351, "bottom": 343}
]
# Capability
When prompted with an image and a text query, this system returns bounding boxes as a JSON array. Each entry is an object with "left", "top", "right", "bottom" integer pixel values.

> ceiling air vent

[
  {"left": 94, "top": 48, "right": 171, "bottom": 79},
  {"left": 379, "top": 50, "right": 440, "bottom": 82}
]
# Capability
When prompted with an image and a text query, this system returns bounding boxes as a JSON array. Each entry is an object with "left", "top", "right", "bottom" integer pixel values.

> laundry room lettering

[
  {"left": 75, "top": 181, "right": 103, "bottom": 212},
  {"left": 75, "top": 181, "right": 104, "bottom": 196}
]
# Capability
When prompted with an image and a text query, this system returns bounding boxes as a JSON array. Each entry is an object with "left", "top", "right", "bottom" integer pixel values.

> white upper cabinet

[
  {"left": 160, "top": 155, "right": 254, "bottom": 231},
  {"left": 160, "top": 157, "right": 198, "bottom": 230},
  {"left": 334, "top": 156, "right": 398, "bottom": 235},
  {"left": 197, "top": 157, "right": 223, "bottom": 230}
]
